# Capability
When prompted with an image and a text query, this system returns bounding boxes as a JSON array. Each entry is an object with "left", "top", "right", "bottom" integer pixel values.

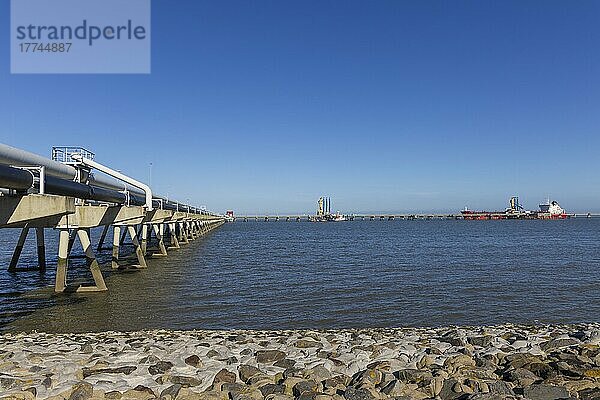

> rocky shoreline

[{"left": 1, "top": 324, "right": 600, "bottom": 400}]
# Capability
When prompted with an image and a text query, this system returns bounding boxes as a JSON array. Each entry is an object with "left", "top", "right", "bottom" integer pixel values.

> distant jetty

[{"left": 1, "top": 324, "right": 599, "bottom": 399}]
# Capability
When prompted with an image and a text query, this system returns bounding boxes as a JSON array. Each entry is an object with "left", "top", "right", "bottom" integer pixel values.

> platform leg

[
  {"left": 35, "top": 227, "right": 46, "bottom": 272},
  {"left": 67, "top": 229, "right": 77, "bottom": 256},
  {"left": 153, "top": 224, "right": 168, "bottom": 256},
  {"left": 76, "top": 229, "right": 108, "bottom": 292},
  {"left": 169, "top": 223, "right": 180, "bottom": 248},
  {"left": 141, "top": 224, "right": 148, "bottom": 254},
  {"left": 128, "top": 225, "right": 147, "bottom": 268},
  {"left": 112, "top": 225, "right": 121, "bottom": 269},
  {"left": 8, "top": 226, "right": 29, "bottom": 272},
  {"left": 180, "top": 222, "right": 189, "bottom": 243},
  {"left": 120, "top": 226, "right": 128, "bottom": 245},
  {"left": 96, "top": 224, "right": 109, "bottom": 252},
  {"left": 55, "top": 229, "right": 70, "bottom": 293}
]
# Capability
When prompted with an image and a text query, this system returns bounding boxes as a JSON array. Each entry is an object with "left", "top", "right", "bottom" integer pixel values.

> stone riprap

[{"left": 1, "top": 324, "right": 600, "bottom": 399}]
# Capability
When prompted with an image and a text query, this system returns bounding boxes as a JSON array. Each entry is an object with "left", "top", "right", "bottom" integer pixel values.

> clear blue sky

[{"left": 1, "top": 1, "right": 599, "bottom": 214}]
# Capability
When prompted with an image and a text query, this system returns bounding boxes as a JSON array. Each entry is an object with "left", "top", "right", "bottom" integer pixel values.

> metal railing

[{"left": 51, "top": 146, "right": 95, "bottom": 164}]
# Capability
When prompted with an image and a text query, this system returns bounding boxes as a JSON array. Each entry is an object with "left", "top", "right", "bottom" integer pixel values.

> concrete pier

[{"left": 1, "top": 194, "right": 225, "bottom": 293}]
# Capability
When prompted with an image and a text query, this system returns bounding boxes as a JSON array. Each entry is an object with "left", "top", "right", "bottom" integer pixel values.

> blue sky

[{"left": 1, "top": 1, "right": 599, "bottom": 214}]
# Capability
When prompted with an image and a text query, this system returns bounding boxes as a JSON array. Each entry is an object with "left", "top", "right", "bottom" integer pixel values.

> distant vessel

[
  {"left": 332, "top": 212, "right": 347, "bottom": 222},
  {"left": 538, "top": 199, "right": 567, "bottom": 219},
  {"left": 311, "top": 196, "right": 347, "bottom": 222},
  {"left": 461, "top": 196, "right": 568, "bottom": 220}
]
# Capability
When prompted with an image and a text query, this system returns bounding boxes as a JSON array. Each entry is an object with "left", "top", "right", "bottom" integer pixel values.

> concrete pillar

[
  {"left": 77, "top": 229, "right": 108, "bottom": 292},
  {"left": 152, "top": 224, "right": 168, "bottom": 256},
  {"left": 178, "top": 222, "right": 188, "bottom": 244},
  {"left": 35, "top": 227, "right": 46, "bottom": 271},
  {"left": 8, "top": 226, "right": 29, "bottom": 272},
  {"left": 169, "top": 223, "right": 180, "bottom": 249},
  {"left": 67, "top": 229, "right": 77, "bottom": 256},
  {"left": 127, "top": 225, "right": 147, "bottom": 268},
  {"left": 141, "top": 224, "right": 148, "bottom": 254},
  {"left": 96, "top": 224, "right": 110, "bottom": 252},
  {"left": 120, "top": 226, "right": 128, "bottom": 245},
  {"left": 112, "top": 225, "right": 121, "bottom": 269},
  {"left": 55, "top": 229, "right": 70, "bottom": 293}
]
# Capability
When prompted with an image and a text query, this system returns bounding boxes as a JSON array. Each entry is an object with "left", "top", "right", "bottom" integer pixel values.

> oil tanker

[{"left": 461, "top": 197, "right": 568, "bottom": 220}]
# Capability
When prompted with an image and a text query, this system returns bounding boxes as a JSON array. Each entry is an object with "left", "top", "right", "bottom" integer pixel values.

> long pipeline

[
  {"left": 0, "top": 145, "right": 217, "bottom": 215},
  {"left": 0, "top": 143, "right": 146, "bottom": 197},
  {"left": 0, "top": 164, "right": 139, "bottom": 205}
]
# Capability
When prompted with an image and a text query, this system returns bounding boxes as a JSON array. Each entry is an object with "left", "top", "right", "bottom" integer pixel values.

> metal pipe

[
  {"left": 1, "top": 144, "right": 221, "bottom": 216},
  {"left": 71, "top": 154, "right": 153, "bottom": 210},
  {"left": 45, "top": 175, "right": 93, "bottom": 199},
  {"left": 0, "top": 143, "right": 145, "bottom": 196},
  {"left": 0, "top": 164, "right": 33, "bottom": 190}
]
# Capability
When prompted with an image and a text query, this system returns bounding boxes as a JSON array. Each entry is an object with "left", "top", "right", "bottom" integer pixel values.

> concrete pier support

[
  {"left": 77, "top": 229, "right": 108, "bottom": 292},
  {"left": 54, "top": 228, "right": 108, "bottom": 292},
  {"left": 168, "top": 223, "right": 180, "bottom": 249},
  {"left": 152, "top": 224, "right": 168, "bottom": 256},
  {"left": 141, "top": 224, "right": 148, "bottom": 255},
  {"left": 96, "top": 224, "right": 110, "bottom": 252},
  {"left": 55, "top": 229, "right": 69, "bottom": 292},
  {"left": 178, "top": 222, "right": 189, "bottom": 244},
  {"left": 120, "top": 227, "right": 128, "bottom": 246},
  {"left": 112, "top": 225, "right": 121, "bottom": 269},
  {"left": 67, "top": 229, "right": 77, "bottom": 256},
  {"left": 8, "top": 226, "right": 29, "bottom": 272},
  {"left": 35, "top": 227, "right": 46, "bottom": 271},
  {"left": 7, "top": 226, "right": 46, "bottom": 272},
  {"left": 128, "top": 225, "right": 147, "bottom": 268}
]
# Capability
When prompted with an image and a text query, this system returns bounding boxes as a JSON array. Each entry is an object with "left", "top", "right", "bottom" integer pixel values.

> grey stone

[
  {"left": 580, "top": 388, "right": 600, "bottom": 400},
  {"left": 170, "top": 375, "right": 202, "bottom": 387},
  {"left": 293, "top": 380, "right": 319, "bottom": 397},
  {"left": 206, "top": 349, "right": 221, "bottom": 358},
  {"left": 185, "top": 355, "right": 202, "bottom": 368},
  {"left": 69, "top": 382, "right": 94, "bottom": 400},
  {"left": 213, "top": 368, "right": 236, "bottom": 385},
  {"left": 138, "top": 355, "right": 161, "bottom": 364},
  {"left": 343, "top": 387, "right": 376, "bottom": 400},
  {"left": 238, "top": 364, "right": 262, "bottom": 383},
  {"left": 83, "top": 365, "right": 137, "bottom": 378},
  {"left": 295, "top": 339, "right": 322, "bottom": 349},
  {"left": 468, "top": 336, "right": 494, "bottom": 348},
  {"left": 259, "top": 384, "right": 285, "bottom": 397},
  {"left": 105, "top": 391, "right": 122, "bottom": 399},
  {"left": 350, "top": 369, "right": 382, "bottom": 386},
  {"left": 148, "top": 361, "right": 173, "bottom": 375},
  {"left": 303, "top": 365, "right": 332, "bottom": 381},
  {"left": 80, "top": 344, "right": 94, "bottom": 354},
  {"left": 487, "top": 381, "right": 514, "bottom": 396},
  {"left": 222, "top": 382, "right": 246, "bottom": 395},
  {"left": 504, "top": 368, "right": 539, "bottom": 386},
  {"left": 133, "top": 385, "right": 155, "bottom": 396},
  {"left": 439, "top": 378, "right": 467, "bottom": 400},
  {"left": 160, "top": 384, "right": 182, "bottom": 399},
  {"left": 522, "top": 384, "right": 570, "bottom": 400},
  {"left": 467, "top": 395, "right": 515, "bottom": 400},
  {"left": 524, "top": 362, "right": 556, "bottom": 380},
  {"left": 256, "top": 350, "right": 286, "bottom": 363},
  {"left": 540, "top": 338, "right": 580, "bottom": 352},
  {"left": 274, "top": 359, "right": 296, "bottom": 369},
  {"left": 42, "top": 376, "right": 52, "bottom": 389},
  {"left": 395, "top": 369, "right": 433, "bottom": 384}
]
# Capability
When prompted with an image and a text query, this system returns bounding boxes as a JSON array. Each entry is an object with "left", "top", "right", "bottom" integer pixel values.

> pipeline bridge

[
  {"left": 232, "top": 213, "right": 600, "bottom": 221},
  {"left": 0, "top": 144, "right": 226, "bottom": 293}
]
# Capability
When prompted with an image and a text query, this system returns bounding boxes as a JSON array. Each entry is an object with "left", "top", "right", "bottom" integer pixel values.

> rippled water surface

[{"left": 1, "top": 219, "right": 599, "bottom": 332}]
